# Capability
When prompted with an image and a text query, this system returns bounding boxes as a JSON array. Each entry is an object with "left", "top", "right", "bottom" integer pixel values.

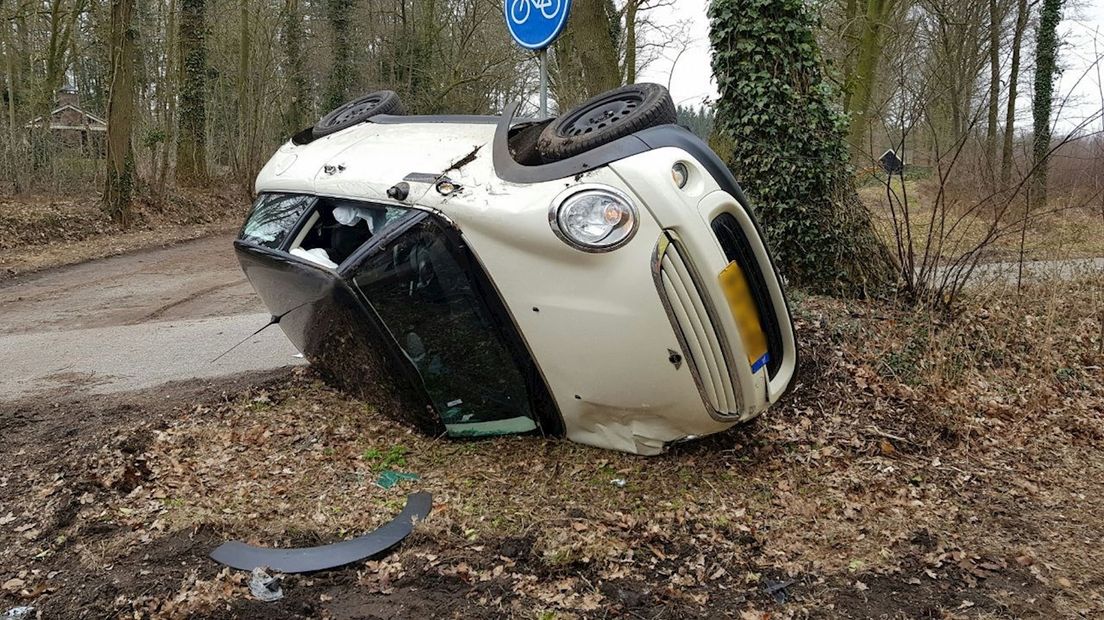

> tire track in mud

[{"left": 140, "top": 279, "right": 247, "bottom": 323}]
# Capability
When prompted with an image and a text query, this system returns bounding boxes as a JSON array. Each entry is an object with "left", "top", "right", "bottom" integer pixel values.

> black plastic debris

[
  {"left": 210, "top": 491, "right": 431, "bottom": 573},
  {"left": 763, "top": 578, "right": 797, "bottom": 604}
]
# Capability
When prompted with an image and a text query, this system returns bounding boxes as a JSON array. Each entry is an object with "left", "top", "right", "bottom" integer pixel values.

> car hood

[{"left": 255, "top": 119, "right": 499, "bottom": 201}]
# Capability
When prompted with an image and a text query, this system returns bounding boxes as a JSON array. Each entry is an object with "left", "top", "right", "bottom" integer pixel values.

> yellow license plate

[{"left": 718, "top": 261, "right": 770, "bottom": 372}]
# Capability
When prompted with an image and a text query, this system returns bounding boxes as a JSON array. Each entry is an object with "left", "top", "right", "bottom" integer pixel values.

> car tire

[
  {"left": 313, "top": 91, "right": 404, "bottom": 137},
  {"left": 537, "top": 83, "right": 676, "bottom": 162}
]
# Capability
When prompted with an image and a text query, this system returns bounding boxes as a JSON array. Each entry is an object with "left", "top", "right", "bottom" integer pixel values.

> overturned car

[{"left": 236, "top": 84, "right": 797, "bottom": 455}]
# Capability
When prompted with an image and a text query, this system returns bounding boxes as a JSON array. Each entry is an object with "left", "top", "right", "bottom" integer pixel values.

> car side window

[
  {"left": 240, "top": 193, "right": 315, "bottom": 249},
  {"left": 351, "top": 217, "right": 538, "bottom": 437}
]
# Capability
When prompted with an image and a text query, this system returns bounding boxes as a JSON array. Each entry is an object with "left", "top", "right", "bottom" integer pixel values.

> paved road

[
  {"left": 926, "top": 256, "right": 1104, "bottom": 288},
  {"left": 0, "top": 235, "right": 302, "bottom": 400},
  {"left": 963, "top": 257, "right": 1104, "bottom": 284}
]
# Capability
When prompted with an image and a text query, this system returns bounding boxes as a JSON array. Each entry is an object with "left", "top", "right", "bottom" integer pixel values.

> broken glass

[{"left": 241, "top": 194, "right": 316, "bottom": 249}]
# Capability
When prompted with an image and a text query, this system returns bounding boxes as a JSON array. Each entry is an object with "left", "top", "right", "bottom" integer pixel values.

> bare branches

[{"left": 873, "top": 47, "right": 1104, "bottom": 307}]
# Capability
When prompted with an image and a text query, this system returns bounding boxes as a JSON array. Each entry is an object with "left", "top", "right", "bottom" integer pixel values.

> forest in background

[
  {"left": 0, "top": 0, "right": 1101, "bottom": 292},
  {"left": 0, "top": 5, "right": 1102, "bottom": 614}
]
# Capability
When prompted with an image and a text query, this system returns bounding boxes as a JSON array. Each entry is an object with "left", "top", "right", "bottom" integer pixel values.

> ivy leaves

[{"left": 708, "top": 0, "right": 894, "bottom": 296}]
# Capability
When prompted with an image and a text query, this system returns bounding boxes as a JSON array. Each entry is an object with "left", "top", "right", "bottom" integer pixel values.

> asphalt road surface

[{"left": 0, "top": 235, "right": 302, "bottom": 400}]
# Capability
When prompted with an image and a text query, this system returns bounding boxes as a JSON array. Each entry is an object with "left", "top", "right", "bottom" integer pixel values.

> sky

[{"left": 635, "top": 0, "right": 1104, "bottom": 133}]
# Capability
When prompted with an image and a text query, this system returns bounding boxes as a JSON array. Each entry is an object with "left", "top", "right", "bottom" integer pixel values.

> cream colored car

[{"left": 236, "top": 85, "right": 797, "bottom": 455}]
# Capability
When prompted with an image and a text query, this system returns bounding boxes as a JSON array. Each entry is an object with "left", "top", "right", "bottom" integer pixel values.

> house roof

[{"left": 25, "top": 104, "right": 107, "bottom": 130}]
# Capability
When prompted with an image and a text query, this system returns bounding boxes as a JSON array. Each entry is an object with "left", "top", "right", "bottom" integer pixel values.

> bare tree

[
  {"left": 985, "top": 0, "right": 1001, "bottom": 181},
  {"left": 1000, "top": 0, "right": 1031, "bottom": 186},
  {"left": 846, "top": 0, "right": 897, "bottom": 163},
  {"left": 103, "top": 0, "right": 137, "bottom": 224},
  {"left": 281, "top": 0, "right": 309, "bottom": 134}
]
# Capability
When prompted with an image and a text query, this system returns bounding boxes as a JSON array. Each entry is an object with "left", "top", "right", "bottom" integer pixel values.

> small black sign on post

[{"left": 879, "top": 149, "right": 904, "bottom": 175}]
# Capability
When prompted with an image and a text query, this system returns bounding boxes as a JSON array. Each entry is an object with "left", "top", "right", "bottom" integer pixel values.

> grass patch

[{"left": 859, "top": 178, "right": 1104, "bottom": 262}]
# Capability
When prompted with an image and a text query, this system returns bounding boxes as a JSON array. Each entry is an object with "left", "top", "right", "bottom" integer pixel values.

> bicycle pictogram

[{"left": 508, "top": 0, "right": 563, "bottom": 25}]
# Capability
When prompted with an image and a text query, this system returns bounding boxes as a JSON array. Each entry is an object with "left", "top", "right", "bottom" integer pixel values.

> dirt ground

[
  {"left": 1, "top": 273, "right": 1100, "bottom": 619},
  {"left": 1, "top": 188, "right": 1100, "bottom": 618},
  {"left": 0, "top": 233, "right": 260, "bottom": 335},
  {"left": 0, "top": 233, "right": 299, "bottom": 399},
  {"left": 0, "top": 190, "right": 246, "bottom": 281}
]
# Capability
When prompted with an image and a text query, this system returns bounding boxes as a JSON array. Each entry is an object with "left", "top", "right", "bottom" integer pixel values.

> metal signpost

[{"left": 504, "top": 0, "right": 573, "bottom": 118}]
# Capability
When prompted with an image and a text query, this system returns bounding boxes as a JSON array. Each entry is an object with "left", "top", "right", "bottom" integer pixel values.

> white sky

[{"left": 635, "top": 0, "right": 1104, "bottom": 133}]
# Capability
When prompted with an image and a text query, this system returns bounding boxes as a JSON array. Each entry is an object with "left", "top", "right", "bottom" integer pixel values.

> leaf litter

[{"left": 0, "top": 275, "right": 1101, "bottom": 617}]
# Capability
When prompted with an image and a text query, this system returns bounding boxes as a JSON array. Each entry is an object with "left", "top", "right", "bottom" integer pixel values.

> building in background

[{"left": 25, "top": 84, "right": 107, "bottom": 157}]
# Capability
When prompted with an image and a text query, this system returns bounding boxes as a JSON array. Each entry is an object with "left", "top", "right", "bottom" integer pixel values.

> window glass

[
  {"left": 294, "top": 201, "right": 412, "bottom": 266},
  {"left": 352, "top": 217, "right": 538, "bottom": 437},
  {"left": 240, "top": 193, "right": 315, "bottom": 249}
]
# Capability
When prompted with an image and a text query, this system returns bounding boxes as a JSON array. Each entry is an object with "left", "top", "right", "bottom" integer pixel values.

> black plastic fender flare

[{"left": 209, "top": 491, "right": 432, "bottom": 573}]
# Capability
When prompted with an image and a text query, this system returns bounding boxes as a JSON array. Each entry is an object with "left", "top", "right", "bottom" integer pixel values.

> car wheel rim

[
  {"left": 324, "top": 95, "right": 383, "bottom": 127},
  {"left": 558, "top": 93, "right": 643, "bottom": 138}
]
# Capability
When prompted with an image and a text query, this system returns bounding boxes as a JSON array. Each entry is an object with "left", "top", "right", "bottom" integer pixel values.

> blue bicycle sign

[{"left": 505, "top": 0, "right": 572, "bottom": 50}]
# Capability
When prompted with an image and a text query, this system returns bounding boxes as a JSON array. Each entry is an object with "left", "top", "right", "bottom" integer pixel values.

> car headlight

[{"left": 549, "top": 186, "right": 639, "bottom": 252}]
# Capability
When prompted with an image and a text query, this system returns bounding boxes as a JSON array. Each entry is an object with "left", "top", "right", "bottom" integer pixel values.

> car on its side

[{"left": 235, "top": 84, "right": 797, "bottom": 455}]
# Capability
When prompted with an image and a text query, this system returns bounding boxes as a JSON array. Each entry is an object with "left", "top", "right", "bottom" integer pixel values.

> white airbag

[{"left": 290, "top": 247, "right": 339, "bottom": 269}]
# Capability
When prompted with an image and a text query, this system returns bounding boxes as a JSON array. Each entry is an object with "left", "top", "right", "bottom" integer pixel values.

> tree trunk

[
  {"left": 3, "top": 18, "right": 22, "bottom": 193},
  {"left": 324, "top": 0, "right": 354, "bottom": 112},
  {"left": 551, "top": 0, "right": 621, "bottom": 109},
  {"left": 238, "top": 0, "right": 250, "bottom": 136},
  {"left": 1031, "top": 0, "right": 1062, "bottom": 211},
  {"left": 157, "top": 0, "right": 178, "bottom": 197},
  {"left": 103, "top": 0, "right": 137, "bottom": 225},
  {"left": 40, "top": 0, "right": 84, "bottom": 116},
  {"left": 624, "top": 0, "right": 638, "bottom": 84},
  {"left": 176, "top": 0, "right": 207, "bottom": 186},
  {"left": 711, "top": 0, "right": 895, "bottom": 296},
  {"left": 985, "top": 0, "right": 1001, "bottom": 184},
  {"left": 235, "top": 0, "right": 252, "bottom": 190},
  {"left": 1000, "top": 0, "right": 1028, "bottom": 187},
  {"left": 282, "top": 0, "right": 309, "bottom": 134},
  {"left": 841, "top": 0, "right": 859, "bottom": 113},
  {"left": 846, "top": 0, "right": 894, "bottom": 164}
]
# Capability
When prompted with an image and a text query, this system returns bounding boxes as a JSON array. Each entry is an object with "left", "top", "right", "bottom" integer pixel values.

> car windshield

[
  {"left": 351, "top": 216, "right": 539, "bottom": 437},
  {"left": 240, "top": 193, "right": 315, "bottom": 249}
]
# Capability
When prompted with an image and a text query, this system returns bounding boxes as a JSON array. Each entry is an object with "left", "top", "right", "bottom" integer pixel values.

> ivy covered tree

[
  {"left": 324, "top": 0, "right": 354, "bottom": 113},
  {"left": 708, "top": 0, "right": 895, "bottom": 296},
  {"left": 176, "top": 0, "right": 207, "bottom": 186},
  {"left": 1031, "top": 0, "right": 1063, "bottom": 211}
]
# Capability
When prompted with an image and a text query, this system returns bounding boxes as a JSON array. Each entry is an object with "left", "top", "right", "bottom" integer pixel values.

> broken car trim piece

[
  {"left": 210, "top": 492, "right": 432, "bottom": 573},
  {"left": 235, "top": 84, "right": 797, "bottom": 455}
]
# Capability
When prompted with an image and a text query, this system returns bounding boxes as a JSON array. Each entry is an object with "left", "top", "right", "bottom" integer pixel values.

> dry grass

[
  {"left": 1, "top": 274, "right": 1096, "bottom": 617},
  {"left": 859, "top": 178, "right": 1104, "bottom": 263}
]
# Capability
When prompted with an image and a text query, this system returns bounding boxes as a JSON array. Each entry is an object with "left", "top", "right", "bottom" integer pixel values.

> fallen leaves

[{"left": 1, "top": 276, "right": 1102, "bottom": 617}]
